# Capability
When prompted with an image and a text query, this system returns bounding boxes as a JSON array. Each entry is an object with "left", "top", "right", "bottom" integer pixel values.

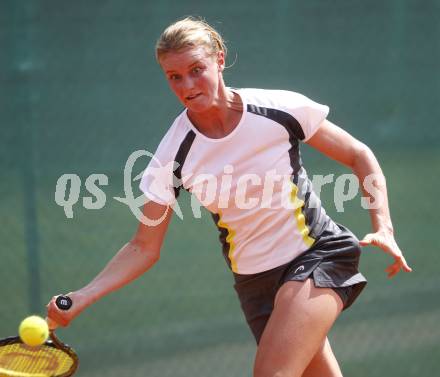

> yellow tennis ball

[{"left": 19, "top": 315, "right": 49, "bottom": 346}]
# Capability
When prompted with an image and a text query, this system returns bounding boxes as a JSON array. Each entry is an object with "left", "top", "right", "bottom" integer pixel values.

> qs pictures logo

[{"left": 54, "top": 150, "right": 184, "bottom": 226}]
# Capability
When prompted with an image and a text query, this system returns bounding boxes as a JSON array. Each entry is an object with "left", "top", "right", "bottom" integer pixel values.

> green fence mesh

[{"left": 1, "top": 1, "right": 439, "bottom": 376}]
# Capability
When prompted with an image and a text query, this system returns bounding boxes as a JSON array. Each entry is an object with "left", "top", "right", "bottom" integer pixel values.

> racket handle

[{"left": 55, "top": 295, "right": 73, "bottom": 310}]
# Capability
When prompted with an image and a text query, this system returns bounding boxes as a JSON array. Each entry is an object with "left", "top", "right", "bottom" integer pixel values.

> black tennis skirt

[{"left": 233, "top": 223, "right": 367, "bottom": 344}]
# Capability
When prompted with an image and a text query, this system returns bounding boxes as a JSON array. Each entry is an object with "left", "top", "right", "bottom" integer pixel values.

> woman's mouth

[{"left": 186, "top": 93, "right": 202, "bottom": 101}]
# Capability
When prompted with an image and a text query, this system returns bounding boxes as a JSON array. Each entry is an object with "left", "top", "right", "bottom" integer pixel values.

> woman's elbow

[
  {"left": 352, "top": 142, "right": 375, "bottom": 169},
  {"left": 129, "top": 237, "right": 161, "bottom": 263}
]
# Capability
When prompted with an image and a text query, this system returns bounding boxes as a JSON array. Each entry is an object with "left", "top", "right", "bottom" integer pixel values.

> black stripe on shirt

[
  {"left": 173, "top": 130, "right": 196, "bottom": 199},
  {"left": 247, "top": 104, "right": 305, "bottom": 140},
  {"left": 247, "top": 103, "right": 303, "bottom": 182},
  {"left": 248, "top": 103, "right": 331, "bottom": 240}
]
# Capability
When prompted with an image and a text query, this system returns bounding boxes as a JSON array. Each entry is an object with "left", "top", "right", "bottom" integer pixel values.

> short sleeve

[
  {"left": 280, "top": 91, "right": 330, "bottom": 141},
  {"left": 139, "top": 151, "right": 177, "bottom": 206},
  {"left": 139, "top": 119, "right": 185, "bottom": 206}
]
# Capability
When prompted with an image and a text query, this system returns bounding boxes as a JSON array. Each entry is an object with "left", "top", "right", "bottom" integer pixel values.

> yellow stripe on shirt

[
  {"left": 217, "top": 210, "right": 238, "bottom": 272},
  {"left": 290, "top": 182, "right": 315, "bottom": 248}
]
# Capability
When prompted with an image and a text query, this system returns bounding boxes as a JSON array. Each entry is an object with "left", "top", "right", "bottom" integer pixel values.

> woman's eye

[
  {"left": 169, "top": 74, "right": 180, "bottom": 80},
  {"left": 192, "top": 67, "right": 202, "bottom": 74}
]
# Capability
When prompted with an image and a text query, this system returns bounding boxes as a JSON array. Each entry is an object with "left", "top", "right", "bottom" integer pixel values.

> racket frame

[{"left": 0, "top": 331, "right": 79, "bottom": 377}]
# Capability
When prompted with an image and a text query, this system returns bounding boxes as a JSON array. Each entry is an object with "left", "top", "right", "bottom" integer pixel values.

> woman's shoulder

[
  {"left": 166, "top": 108, "right": 192, "bottom": 135},
  {"left": 237, "top": 87, "right": 299, "bottom": 95},
  {"left": 153, "top": 109, "right": 193, "bottom": 154},
  {"left": 236, "top": 87, "right": 311, "bottom": 109}
]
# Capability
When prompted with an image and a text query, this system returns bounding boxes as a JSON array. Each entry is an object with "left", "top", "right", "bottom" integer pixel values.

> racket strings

[{"left": 0, "top": 343, "right": 74, "bottom": 377}]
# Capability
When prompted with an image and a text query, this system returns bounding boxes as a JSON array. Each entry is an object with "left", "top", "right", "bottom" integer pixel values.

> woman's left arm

[{"left": 306, "top": 119, "right": 412, "bottom": 278}]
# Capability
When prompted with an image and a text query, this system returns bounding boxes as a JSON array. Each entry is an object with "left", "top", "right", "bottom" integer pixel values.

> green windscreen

[{"left": 1, "top": 1, "right": 439, "bottom": 376}]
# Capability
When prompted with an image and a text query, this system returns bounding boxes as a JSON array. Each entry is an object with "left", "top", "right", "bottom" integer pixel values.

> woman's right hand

[{"left": 46, "top": 291, "right": 89, "bottom": 329}]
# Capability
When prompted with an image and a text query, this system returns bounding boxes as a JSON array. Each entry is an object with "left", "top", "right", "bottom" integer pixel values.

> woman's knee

[
  {"left": 302, "top": 337, "right": 343, "bottom": 377},
  {"left": 254, "top": 363, "right": 301, "bottom": 377}
]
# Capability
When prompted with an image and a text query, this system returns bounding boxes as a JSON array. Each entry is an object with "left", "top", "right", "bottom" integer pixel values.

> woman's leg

[
  {"left": 253, "top": 278, "right": 343, "bottom": 377},
  {"left": 302, "top": 337, "right": 343, "bottom": 377}
]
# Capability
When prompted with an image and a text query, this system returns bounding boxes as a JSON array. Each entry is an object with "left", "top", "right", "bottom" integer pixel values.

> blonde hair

[{"left": 156, "top": 16, "right": 227, "bottom": 61}]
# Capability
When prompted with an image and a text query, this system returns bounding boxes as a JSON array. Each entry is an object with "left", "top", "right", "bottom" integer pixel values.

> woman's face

[{"left": 159, "top": 46, "right": 225, "bottom": 113}]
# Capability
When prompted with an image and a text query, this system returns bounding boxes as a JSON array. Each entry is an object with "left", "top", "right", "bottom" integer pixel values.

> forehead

[{"left": 159, "top": 46, "right": 214, "bottom": 71}]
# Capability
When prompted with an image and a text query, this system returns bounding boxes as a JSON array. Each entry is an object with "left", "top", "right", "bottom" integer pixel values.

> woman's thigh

[{"left": 253, "top": 279, "right": 343, "bottom": 377}]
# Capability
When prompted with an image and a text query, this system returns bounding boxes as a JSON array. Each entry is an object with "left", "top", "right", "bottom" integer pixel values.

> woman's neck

[{"left": 187, "top": 83, "right": 243, "bottom": 139}]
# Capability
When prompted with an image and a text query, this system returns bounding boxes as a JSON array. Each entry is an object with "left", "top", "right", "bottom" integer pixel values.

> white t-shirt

[{"left": 140, "top": 88, "right": 337, "bottom": 274}]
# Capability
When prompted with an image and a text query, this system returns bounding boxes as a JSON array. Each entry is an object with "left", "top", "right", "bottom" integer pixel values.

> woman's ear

[{"left": 217, "top": 51, "right": 225, "bottom": 72}]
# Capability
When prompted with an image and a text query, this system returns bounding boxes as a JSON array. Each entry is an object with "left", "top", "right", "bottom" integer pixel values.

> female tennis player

[{"left": 47, "top": 17, "right": 412, "bottom": 377}]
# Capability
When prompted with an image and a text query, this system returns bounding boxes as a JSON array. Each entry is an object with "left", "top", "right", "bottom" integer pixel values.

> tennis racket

[{"left": 0, "top": 296, "right": 78, "bottom": 377}]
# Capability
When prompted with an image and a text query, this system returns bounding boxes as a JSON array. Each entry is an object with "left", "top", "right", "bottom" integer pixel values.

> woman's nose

[{"left": 181, "top": 76, "right": 195, "bottom": 91}]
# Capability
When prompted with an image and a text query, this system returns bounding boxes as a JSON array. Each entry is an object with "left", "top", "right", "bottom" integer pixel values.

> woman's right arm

[{"left": 47, "top": 200, "right": 173, "bottom": 327}]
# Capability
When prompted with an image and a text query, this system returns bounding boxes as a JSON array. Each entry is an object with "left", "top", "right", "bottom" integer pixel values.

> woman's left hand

[{"left": 360, "top": 230, "right": 413, "bottom": 278}]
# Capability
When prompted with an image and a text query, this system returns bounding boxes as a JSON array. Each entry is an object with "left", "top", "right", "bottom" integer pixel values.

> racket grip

[{"left": 55, "top": 295, "right": 73, "bottom": 311}]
